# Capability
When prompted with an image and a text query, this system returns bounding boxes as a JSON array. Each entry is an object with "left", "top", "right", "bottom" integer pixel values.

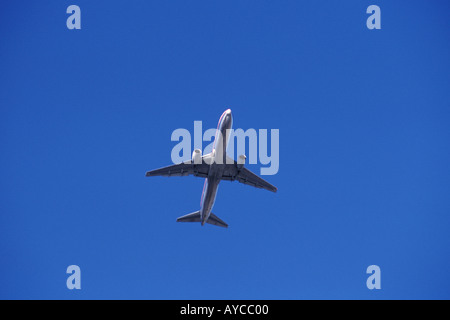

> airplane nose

[{"left": 225, "top": 109, "right": 231, "bottom": 115}]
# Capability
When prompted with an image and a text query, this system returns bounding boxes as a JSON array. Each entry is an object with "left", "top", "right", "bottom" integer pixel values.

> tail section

[
  {"left": 206, "top": 213, "right": 228, "bottom": 228},
  {"left": 176, "top": 211, "right": 201, "bottom": 223},
  {"left": 176, "top": 211, "right": 228, "bottom": 228}
]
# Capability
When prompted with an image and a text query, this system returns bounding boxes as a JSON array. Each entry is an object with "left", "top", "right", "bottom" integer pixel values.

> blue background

[{"left": 1, "top": 0, "right": 449, "bottom": 299}]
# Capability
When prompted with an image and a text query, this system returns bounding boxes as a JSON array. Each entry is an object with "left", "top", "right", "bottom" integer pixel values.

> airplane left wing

[
  {"left": 221, "top": 159, "right": 277, "bottom": 193},
  {"left": 234, "top": 167, "right": 278, "bottom": 193},
  {"left": 145, "top": 161, "right": 210, "bottom": 178}
]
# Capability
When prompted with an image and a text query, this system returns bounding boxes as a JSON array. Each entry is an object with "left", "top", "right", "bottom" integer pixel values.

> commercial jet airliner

[{"left": 145, "top": 109, "right": 277, "bottom": 228}]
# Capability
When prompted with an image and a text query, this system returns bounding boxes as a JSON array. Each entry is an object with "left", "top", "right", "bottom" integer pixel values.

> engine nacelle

[
  {"left": 237, "top": 154, "right": 246, "bottom": 169},
  {"left": 192, "top": 149, "right": 202, "bottom": 164}
]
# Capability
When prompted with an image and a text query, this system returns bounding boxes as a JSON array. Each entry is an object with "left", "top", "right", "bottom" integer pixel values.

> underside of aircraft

[{"left": 146, "top": 109, "right": 277, "bottom": 227}]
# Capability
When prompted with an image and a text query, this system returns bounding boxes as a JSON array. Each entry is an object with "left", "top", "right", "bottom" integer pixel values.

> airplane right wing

[
  {"left": 145, "top": 161, "right": 210, "bottom": 178},
  {"left": 146, "top": 152, "right": 215, "bottom": 178}
]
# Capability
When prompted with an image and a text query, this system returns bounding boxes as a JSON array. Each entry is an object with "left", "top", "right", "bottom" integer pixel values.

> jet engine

[
  {"left": 237, "top": 154, "right": 246, "bottom": 169},
  {"left": 192, "top": 149, "right": 202, "bottom": 164}
]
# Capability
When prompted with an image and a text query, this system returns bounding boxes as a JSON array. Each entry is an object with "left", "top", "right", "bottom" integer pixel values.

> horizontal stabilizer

[
  {"left": 176, "top": 211, "right": 201, "bottom": 223},
  {"left": 207, "top": 213, "right": 228, "bottom": 228}
]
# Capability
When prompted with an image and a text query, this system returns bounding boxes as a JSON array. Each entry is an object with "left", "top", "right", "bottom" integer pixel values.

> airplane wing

[
  {"left": 221, "top": 158, "right": 277, "bottom": 193},
  {"left": 145, "top": 161, "right": 210, "bottom": 178},
  {"left": 146, "top": 152, "right": 215, "bottom": 178},
  {"left": 233, "top": 167, "right": 278, "bottom": 192},
  {"left": 146, "top": 154, "right": 277, "bottom": 192}
]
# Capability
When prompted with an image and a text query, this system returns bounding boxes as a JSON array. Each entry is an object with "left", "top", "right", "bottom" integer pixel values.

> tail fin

[
  {"left": 206, "top": 213, "right": 228, "bottom": 228},
  {"left": 176, "top": 211, "right": 201, "bottom": 223},
  {"left": 176, "top": 211, "right": 228, "bottom": 228}
]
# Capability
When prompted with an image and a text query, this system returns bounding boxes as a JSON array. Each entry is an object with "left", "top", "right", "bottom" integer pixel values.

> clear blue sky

[{"left": 1, "top": 1, "right": 449, "bottom": 299}]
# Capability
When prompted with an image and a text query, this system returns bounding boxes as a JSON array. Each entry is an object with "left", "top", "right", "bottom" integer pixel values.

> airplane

[{"left": 145, "top": 109, "right": 277, "bottom": 228}]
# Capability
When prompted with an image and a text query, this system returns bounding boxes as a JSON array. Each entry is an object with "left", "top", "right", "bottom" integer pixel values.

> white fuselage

[{"left": 199, "top": 109, "right": 233, "bottom": 225}]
